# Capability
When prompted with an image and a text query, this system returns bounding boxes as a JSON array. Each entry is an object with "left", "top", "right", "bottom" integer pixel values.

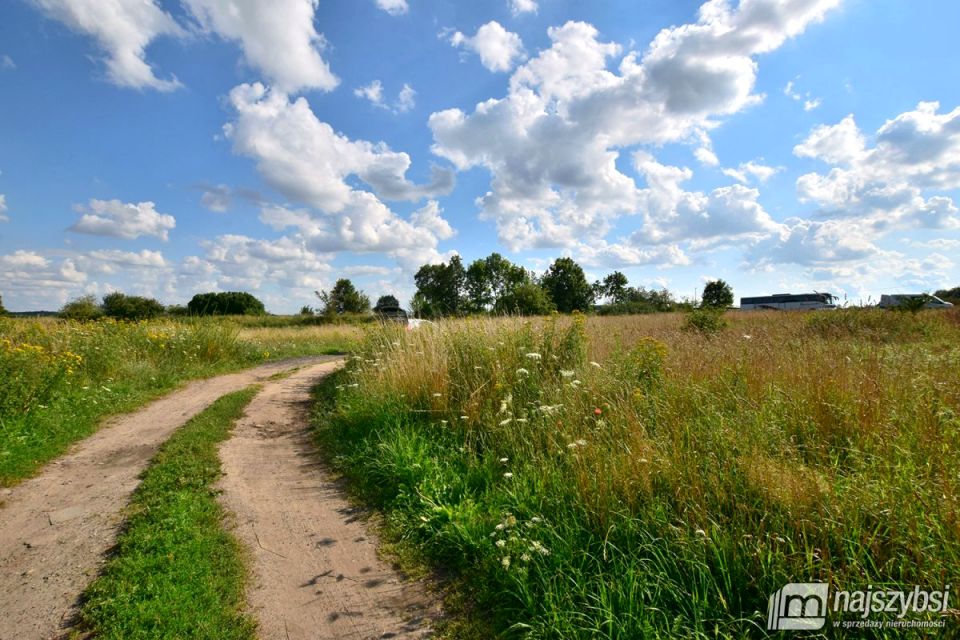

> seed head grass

[{"left": 313, "top": 309, "right": 960, "bottom": 638}]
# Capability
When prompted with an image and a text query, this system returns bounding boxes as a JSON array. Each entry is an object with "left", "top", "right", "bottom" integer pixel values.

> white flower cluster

[{"left": 490, "top": 513, "right": 550, "bottom": 571}]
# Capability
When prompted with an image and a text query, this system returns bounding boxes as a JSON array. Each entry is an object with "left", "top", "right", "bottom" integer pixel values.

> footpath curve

[
  {"left": 217, "top": 360, "right": 438, "bottom": 640},
  {"left": 0, "top": 356, "right": 339, "bottom": 640}
]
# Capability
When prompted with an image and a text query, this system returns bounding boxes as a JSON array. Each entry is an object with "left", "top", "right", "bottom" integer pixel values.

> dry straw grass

[{"left": 318, "top": 308, "right": 960, "bottom": 638}]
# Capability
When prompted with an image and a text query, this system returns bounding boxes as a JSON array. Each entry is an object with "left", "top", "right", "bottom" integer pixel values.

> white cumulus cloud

[
  {"left": 69, "top": 198, "right": 176, "bottom": 240},
  {"left": 182, "top": 0, "right": 338, "bottom": 94},
  {"left": 509, "top": 0, "right": 538, "bottom": 16},
  {"left": 794, "top": 102, "right": 960, "bottom": 230},
  {"left": 449, "top": 21, "right": 525, "bottom": 72},
  {"left": 30, "top": 0, "right": 184, "bottom": 90},
  {"left": 721, "top": 160, "right": 781, "bottom": 184},
  {"left": 224, "top": 83, "right": 456, "bottom": 267},
  {"left": 430, "top": 1, "right": 840, "bottom": 258},
  {"left": 354, "top": 80, "right": 386, "bottom": 107},
  {"left": 375, "top": 0, "right": 408, "bottom": 16}
]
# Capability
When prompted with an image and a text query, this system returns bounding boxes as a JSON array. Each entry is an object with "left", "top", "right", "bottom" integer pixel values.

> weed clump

[{"left": 683, "top": 307, "right": 727, "bottom": 334}]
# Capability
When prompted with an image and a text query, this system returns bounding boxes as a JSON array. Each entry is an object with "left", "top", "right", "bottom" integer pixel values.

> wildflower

[
  {"left": 570, "top": 380, "right": 581, "bottom": 387},
  {"left": 566, "top": 442, "right": 578, "bottom": 449},
  {"left": 530, "top": 516, "right": 542, "bottom": 524},
  {"left": 576, "top": 439, "right": 587, "bottom": 446},
  {"left": 460, "top": 415, "right": 468, "bottom": 420},
  {"left": 499, "top": 418, "right": 512, "bottom": 426},
  {"left": 440, "top": 420, "right": 448, "bottom": 425},
  {"left": 432, "top": 393, "right": 442, "bottom": 397},
  {"left": 525, "top": 352, "right": 542, "bottom": 360},
  {"left": 593, "top": 407, "right": 602, "bottom": 416},
  {"left": 505, "top": 515, "right": 517, "bottom": 527},
  {"left": 516, "top": 368, "right": 529, "bottom": 376},
  {"left": 560, "top": 369, "right": 575, "bottom": 378},
  {"left": 503, "top": 472, "right": 513, "bottom": 479},
  {"left": 529, "top": 540, "right": 550, "bottom": 556},
  {"left": 495, "top": 539, "right": 506, "bottom": 548},
  {"left": 520, "top": 553, "right": 531, "bottom": 563},
  {"left": 501, "top": 556, "right": 511, "bottom": 569},
  {"left": 516, "top": 418, "right": 527, "bottom": 423},
  {"left": 742, "top": 334, "right": 752, "bottom": 340},
  {"left": 495, "top": 523, "right": 505, "bottom": 531},
  {"left": 500, "top": 457, "right": 509, "bottom": 463}
]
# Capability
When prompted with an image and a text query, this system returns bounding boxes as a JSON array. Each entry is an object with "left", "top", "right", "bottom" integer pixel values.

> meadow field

[
  {"left": 0, "top": 316, "right": 361, "bottom": 485},
  {"left": 3, "top": 309, "right": 957, "bottom": 637},
  {"left": 313, "top": 309, "right": 960, "bottom": 638}
]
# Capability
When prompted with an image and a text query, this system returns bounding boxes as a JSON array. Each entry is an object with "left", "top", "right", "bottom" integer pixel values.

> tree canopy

[
  {"left": 540, "top": 257, "right": 594, "bottom": 313},
  {"left": 594, "top": 271, "right": 629, "bottom": 304},
  {"left": 187, "top": 291, "right": 266, "bottom": 316},
  {"left": 102, "top": 292, "right": 165, "bottom": 320},
  {"left": 408, "top": 253, "right": 685, "bottom": 317},
  {"left": 465, "top": 253, "right": 529, "bottom": 313},
  {"left": 935, "top": 286, "right": 960, "bottom": 304},
  {"left": 494, "top": 281, "right": 555, "bottom": 316},
  {"left": 59, "top": 295, "right": 104, "bottom": 321},
  {"left": 375, "top": 294, "right": 401, "bottom": 310},
  {"left": 701, "top": 280, "right": 734, "bottom": 308},
  {"left": 412, "top": 256, "right": 466, "bottom": 317},
  {"left": 316, "top": 279, "right": 371, "bottom": 315}
]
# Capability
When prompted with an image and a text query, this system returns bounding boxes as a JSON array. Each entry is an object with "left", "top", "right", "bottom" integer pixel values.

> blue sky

[{"left": 1, "top": 0, "right": 958, "bottom": 312}]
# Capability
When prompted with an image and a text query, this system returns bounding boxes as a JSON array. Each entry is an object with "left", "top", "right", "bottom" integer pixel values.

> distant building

[{"left": 740, "top": 292, "right": 836, "bottom": 311}]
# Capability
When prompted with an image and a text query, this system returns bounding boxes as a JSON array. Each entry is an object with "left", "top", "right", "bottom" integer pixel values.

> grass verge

[
  {"left": 0, "top": 317, "right": 360, "bottom": 485},
  {"left": 79, "top": 387, "right": 258, "bottom": 640}
]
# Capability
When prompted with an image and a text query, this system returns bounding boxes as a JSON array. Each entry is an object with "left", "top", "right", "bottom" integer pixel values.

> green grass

[
  {"left": 79, "top": 387, "right": 258, "bottom": 640},
  {"left": 0, "top": 317, "right": 359, "bottom": 486},
  {"left": 312, "top": 311, "right": 960, "bottom": 639}
]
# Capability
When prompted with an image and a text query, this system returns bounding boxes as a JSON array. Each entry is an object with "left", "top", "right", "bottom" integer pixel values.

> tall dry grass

[{"left": 314, "top": 309, "right": 960, "bottom": 638}]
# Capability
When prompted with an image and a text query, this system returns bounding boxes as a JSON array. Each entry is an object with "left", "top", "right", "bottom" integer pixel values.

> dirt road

[
  {"left": 218, "top": 361, "right": 437, "bottom": 639},
  {"left": 0, "top": 356, "right": 338, "bottom": 640}
]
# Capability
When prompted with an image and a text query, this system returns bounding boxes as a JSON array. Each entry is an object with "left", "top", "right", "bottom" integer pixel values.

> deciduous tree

[
  {"left": 541, "top": 257, "right": 594, "bottom": 313},
  {"left": 701, "top": 279, "right": 734, "bottom": 308}
]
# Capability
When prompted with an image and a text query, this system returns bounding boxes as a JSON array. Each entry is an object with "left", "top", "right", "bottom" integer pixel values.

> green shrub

[
  {"left": 683, "top": 307, "right": 727, "bottom": 334},
  {"left": 187, "top": 292, "right": 266, "bottom": 316},
  {"left": 102, "top": 292, "right": 165, "bottom": 320},
  {"left": 59, "top": 295, "right": 103, "bottom": 321}
]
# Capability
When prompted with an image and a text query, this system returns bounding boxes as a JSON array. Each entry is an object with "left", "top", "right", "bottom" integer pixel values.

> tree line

[
  {"left": 20, "top": 258, "right": 956, "bottom": 321},
  {"left": 406, "top": 253, "right": 734, "bottom": 318},
  {"left": 56, "top": 291, "right": 268, "bottom": 321}
]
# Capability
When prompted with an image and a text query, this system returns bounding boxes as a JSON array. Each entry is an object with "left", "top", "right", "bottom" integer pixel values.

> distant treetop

[{"left": 187, "top": 291, "right": 266, "bottom": 316}]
